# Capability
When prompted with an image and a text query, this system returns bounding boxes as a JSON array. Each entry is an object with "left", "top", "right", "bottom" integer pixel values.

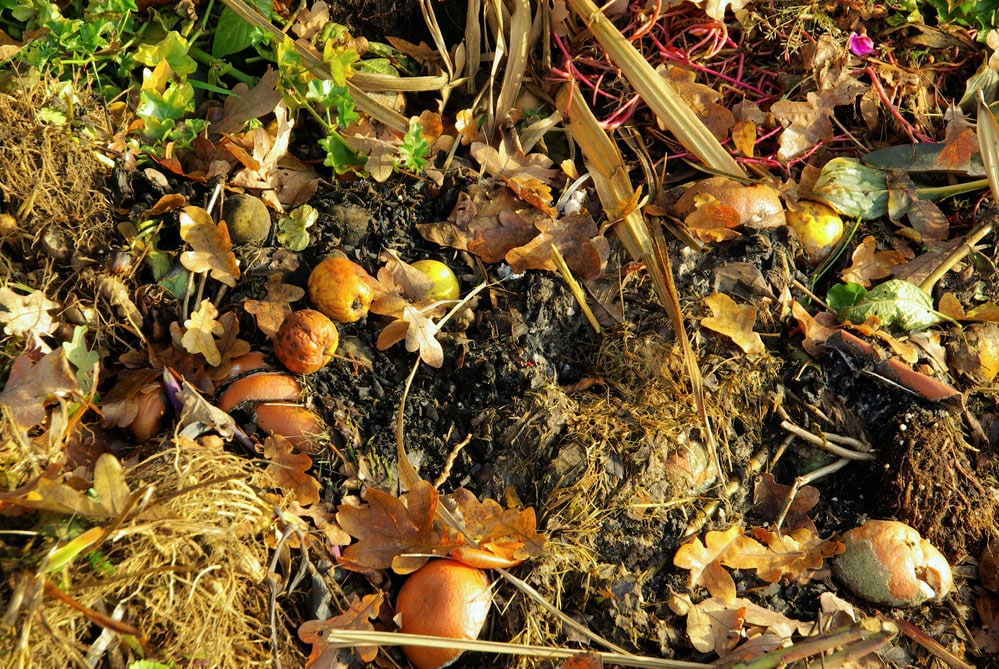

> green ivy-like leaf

[
  {"left": 211, "top": 0, "right": 270, "bottom": 58},
  {"left": 837, "top": 279, "right": 957, "bottom": 331},
  {"left": 826, "top": 283, "right": 867, "bottom": 312},
  {"left": 277, "top": 204, "right": 318, "bottom": 251},
  {"left": 62, "top": 325, "right": 99, "bottom": 392},
  {"left": 397, "top": 118, "right": 429, "bottom": 173},
  {"left": 135, "top": 31, "right": 197, "bottom": 76}
]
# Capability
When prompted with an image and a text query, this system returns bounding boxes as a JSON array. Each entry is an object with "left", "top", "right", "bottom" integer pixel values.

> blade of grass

[
  {"left": 557, "top": 82, "right": 723, "bottom": 485},
  {"left": 218, "top": 0, "right": 409, "bottom": 132},
  {"left": 565, "top": 0, "right": 745, "bottom": 178},
  {"left": 488, "top": 0, "right": 530, "bottom": 137}
]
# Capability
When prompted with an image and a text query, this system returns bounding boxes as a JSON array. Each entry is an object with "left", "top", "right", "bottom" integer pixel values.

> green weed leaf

[
  {"left": 62, "top": 325, "right": 99, "bottom": 393},
  {"left": 826, "top": 283, "right": 867, "bottom": 311},
  {"left": 212, "top": 0, "right": 270, "bottom": 58},
  {"left": 837, "top": 279, "right": 957, "bottom": 331},
  {"left": 398, "top": 118, "right": 429, "bottom": 173},
  {"left": 135, "top": 31, "right": 197, "bottom": 77}
]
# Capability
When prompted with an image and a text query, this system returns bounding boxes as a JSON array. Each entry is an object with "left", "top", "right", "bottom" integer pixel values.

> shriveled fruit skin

[
  {"left": 274, "top": 309, "right": 339, "bottom": 374},
  {"left": 254, "top": 402, "right": 324, "bottom": 453},
  {"left": 308, "top": 256, "right": 375, "bottom": 323},
  {"left": 832, "top": 519, "right": 953, "bottom": 607}
]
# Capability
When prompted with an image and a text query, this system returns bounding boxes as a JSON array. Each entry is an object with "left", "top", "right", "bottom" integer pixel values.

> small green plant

[{"left": 397, "top": 118, "right": 430, "bottom": 173}]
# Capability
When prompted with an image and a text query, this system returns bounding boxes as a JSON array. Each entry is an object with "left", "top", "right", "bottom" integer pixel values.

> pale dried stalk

[
  {"left": 565, "top": 0, "right": 745, "bottom": 178},
  {"left": 489, "top": 0, "right": 530, "bottom": 137},
  {"left": 556, "top": 81, "right": 723, "bottom": 485}
]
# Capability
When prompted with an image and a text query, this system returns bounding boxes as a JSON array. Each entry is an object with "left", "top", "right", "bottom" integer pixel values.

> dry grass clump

[
  {"left": 0, "top": 72, "right": 115, "bottom": 261},
  {"left": 507, "top": 327, "right": 783, "bottom": 660},
  {"left": 2, "top": 438, "right": 304, "bottom": 669}
]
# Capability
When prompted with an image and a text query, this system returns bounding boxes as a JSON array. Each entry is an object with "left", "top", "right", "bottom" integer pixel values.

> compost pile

[{"left": 1, "top": 0, "right": 998, "bottom": 667}]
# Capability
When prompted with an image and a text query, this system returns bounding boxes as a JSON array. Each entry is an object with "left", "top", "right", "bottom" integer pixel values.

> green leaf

[
  {"left": 837, "top": 279, "right": 957, "bottom": 331},
  {"left": 211, "top": 0, "right": 270, "bottom": 58},
  {"left": 319, "top": 130, "right": 365, "bottom": 174},
  {"left": 62, "top": 325, "right": 99, "bottom": 393},
  {"left": 355, "top": 57, "right": 399, "bottom": 76},
  {"left": 397, "top": 118, "right": 429, "bottom": 173},
  {"left": 135, "top": 31, "right": 197, "bottom": 76},
  {"left": 826, "top": 283, "right": 867, "bottom": 311},
  {"left": 277, "top": 204, "right": 318, "bottom": 251}
]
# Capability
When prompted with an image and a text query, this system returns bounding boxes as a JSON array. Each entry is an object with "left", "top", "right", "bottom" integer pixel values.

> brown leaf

[
  {"left": 178, "top": 206, "right": 241, "bottom": 287},
  {"left": 505, "top": 212, "right": 604, "bottom": 280},
  {"left": 501, "top": 174, "right": 557, "bottom": 216},
  {"left": 887, "top": 172, "right": 949, "bottom": 241},
  {"left": 840, "top": 236, "right": 906, "bottom": 287},
  {"left": 791, "top": 301, "right": 841, "bottom": 357},
  {"left": 336, "top": 480, "right": 443, "bottom": 573},
  {"left": 731, "top": 119, "right": 757, "bottom": 158},
  {"left": 445, "top": 488, "right": 547, "bottom": 562},
  {"left": 771, "top": 96, "right": 833, "bottom": 162},
  {"left": 661, "top": 66, "right": 735, "bottom": 142},
  {"left": 244, "top": 274, "right": 306, "bottom": 338},
  {"left": 684, "top": 195, "right": 742, "bottom": 243},
  {"left": 263, "top": 434, "right": 321, "bottom": 506},
  {"left": 469, "top": 208, "right": 540, "bottom": 263},
  {"left": 753, "top": 472, "right": 819, "bottom": 533},
  {"left": 299, "top": 592, "right": 385, "bottom": 666},
  {"left": 744, "top": 526, "right": 844, "bottom": 583},
  {"left": 936, "top": 128, "right": 979, "bottom": 171},
  {"left": 469, "top": 138, "right": 560, "bottom": 184},
  {"left": 700, "top": 293, "right": 765, "bottom": 355},
  {"left": 0, "top": 349, "right": 79, "bottom": 428},
  {"left": 974, "top": 595, "right": 999, "bottom": 654}
]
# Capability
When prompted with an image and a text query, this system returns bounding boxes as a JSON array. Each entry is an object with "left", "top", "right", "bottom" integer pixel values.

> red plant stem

[{"left": 863, "top": 66, "right": 934, "bottom": 143}]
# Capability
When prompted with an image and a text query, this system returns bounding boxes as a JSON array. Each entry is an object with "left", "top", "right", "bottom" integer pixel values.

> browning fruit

[
  {"left": 395, "top": 559, "right": 491, "bottom": 669},
  {"left": 274, "top": 309, "right": 339, "bottom": 374},
  {"left": 308, "top": 256, "right": 375, "bottom": 323}
]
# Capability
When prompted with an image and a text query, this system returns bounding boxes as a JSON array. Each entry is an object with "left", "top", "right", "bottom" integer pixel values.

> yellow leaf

[
  {"left": 182, "top": 299, "right": 224, "bottom": 366},
  {"left": 700, "top": 293, "right": 765, "bottom": 355}
]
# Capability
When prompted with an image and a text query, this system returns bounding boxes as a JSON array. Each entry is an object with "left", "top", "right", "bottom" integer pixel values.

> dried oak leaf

[
  {"left": 673, "top": 525, "right": 764, "bottom": 604},
  {"left": 469, "top": 138, "right": 560, "bottom": 184},
  {"left": 263, "top": 434, "right": 320, "bottom": 506},
  {"left": 244, "top": 273, "right": 306, "bottom": 338},
  {"left": 468, "top": 208, "right": 539, "bottom": 263},
  {"left": 0, "top": 348, "right": 79, "bottom": 428},
  {"left": 700, "top": 293, "right": 765, "bottom": 355},
  {"left": 505, "top": 212, "right": 604, "bottom": 280},
  {"left": 974, "top": 596, "right": 999, "bottom": 654},
  {"left": 501, "top": 174, "right": 557, "bottom": 216},
  {"left": 336, "top": 479, "right": 443, "bottom": 574},
  {"left": 753, "top": 473, "right": 819, "bottom": 533},
  {"left": 179, "top": 206, "right": 240, "bottom": 287},
  {"left": 684, "top": 195, "right": 742, "bottom": 243},
  {"left": 744, "top": 526, "right": 844, "bottom": 583},
  {"left": 299, "top": 592, "right": 385, "bottom": 666},
  {"left": 445, "top": 487, "right": 548, "bottom": 563},
  {"left": 0, "top": 285, "right": 60, "bottom": 352},
  {"left": 840, "top": 236, "right": 906, "bottom": 287},
  {"left": 678, "top": 594, "right": 810, "bottom": 657},
  {"left": 180, "top": 299, "right": 224, "bottom": 367}
]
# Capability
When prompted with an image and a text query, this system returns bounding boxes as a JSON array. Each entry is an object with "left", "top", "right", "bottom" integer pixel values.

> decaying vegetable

[
  {"left": 673, "top": 176, "right": 786, "bottom": 229},
  {"left": 833, "top": 519, "right": 953, "bottom": 607},
  {"left": 308, "top": 256, "right": 376, "bottom": 323},
  {"left": 218, "top": 371, "right": 301, "bottom": 412},
  {"left": 254, "top": 401, "right": 325, "bottom": 453},
  {"left": 395, "top": 558, "right": 491, "bottom": 669},
  {"left": 786, "top": 199, "right": 845, "bottom": 264},
  {"left": 273, "top": 309, "right": 339, "bottom": 375}
]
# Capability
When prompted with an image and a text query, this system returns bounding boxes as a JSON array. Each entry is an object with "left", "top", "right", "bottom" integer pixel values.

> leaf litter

[{"left": 1, "top": 0, "right": 999, "bottom": 667}]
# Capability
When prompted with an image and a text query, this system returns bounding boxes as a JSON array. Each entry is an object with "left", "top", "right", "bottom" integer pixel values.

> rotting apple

[
  {"left": 786, "top": 199, "right": 845, "bottom": 264},
  {"left": 411, "top": 259, "right": 460, "bottom": 301},
  {"left": 308, "top": 256, "right": 375, "bottom": 323},
  {"left": 273, "top": 309, "right": 339, "bottom": 374},
  {"left": 832, "top": 519, "right": 953, "bottom": 607},
  {"left": 395, "top": 558, "right": 491, "bottom": 669}
]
